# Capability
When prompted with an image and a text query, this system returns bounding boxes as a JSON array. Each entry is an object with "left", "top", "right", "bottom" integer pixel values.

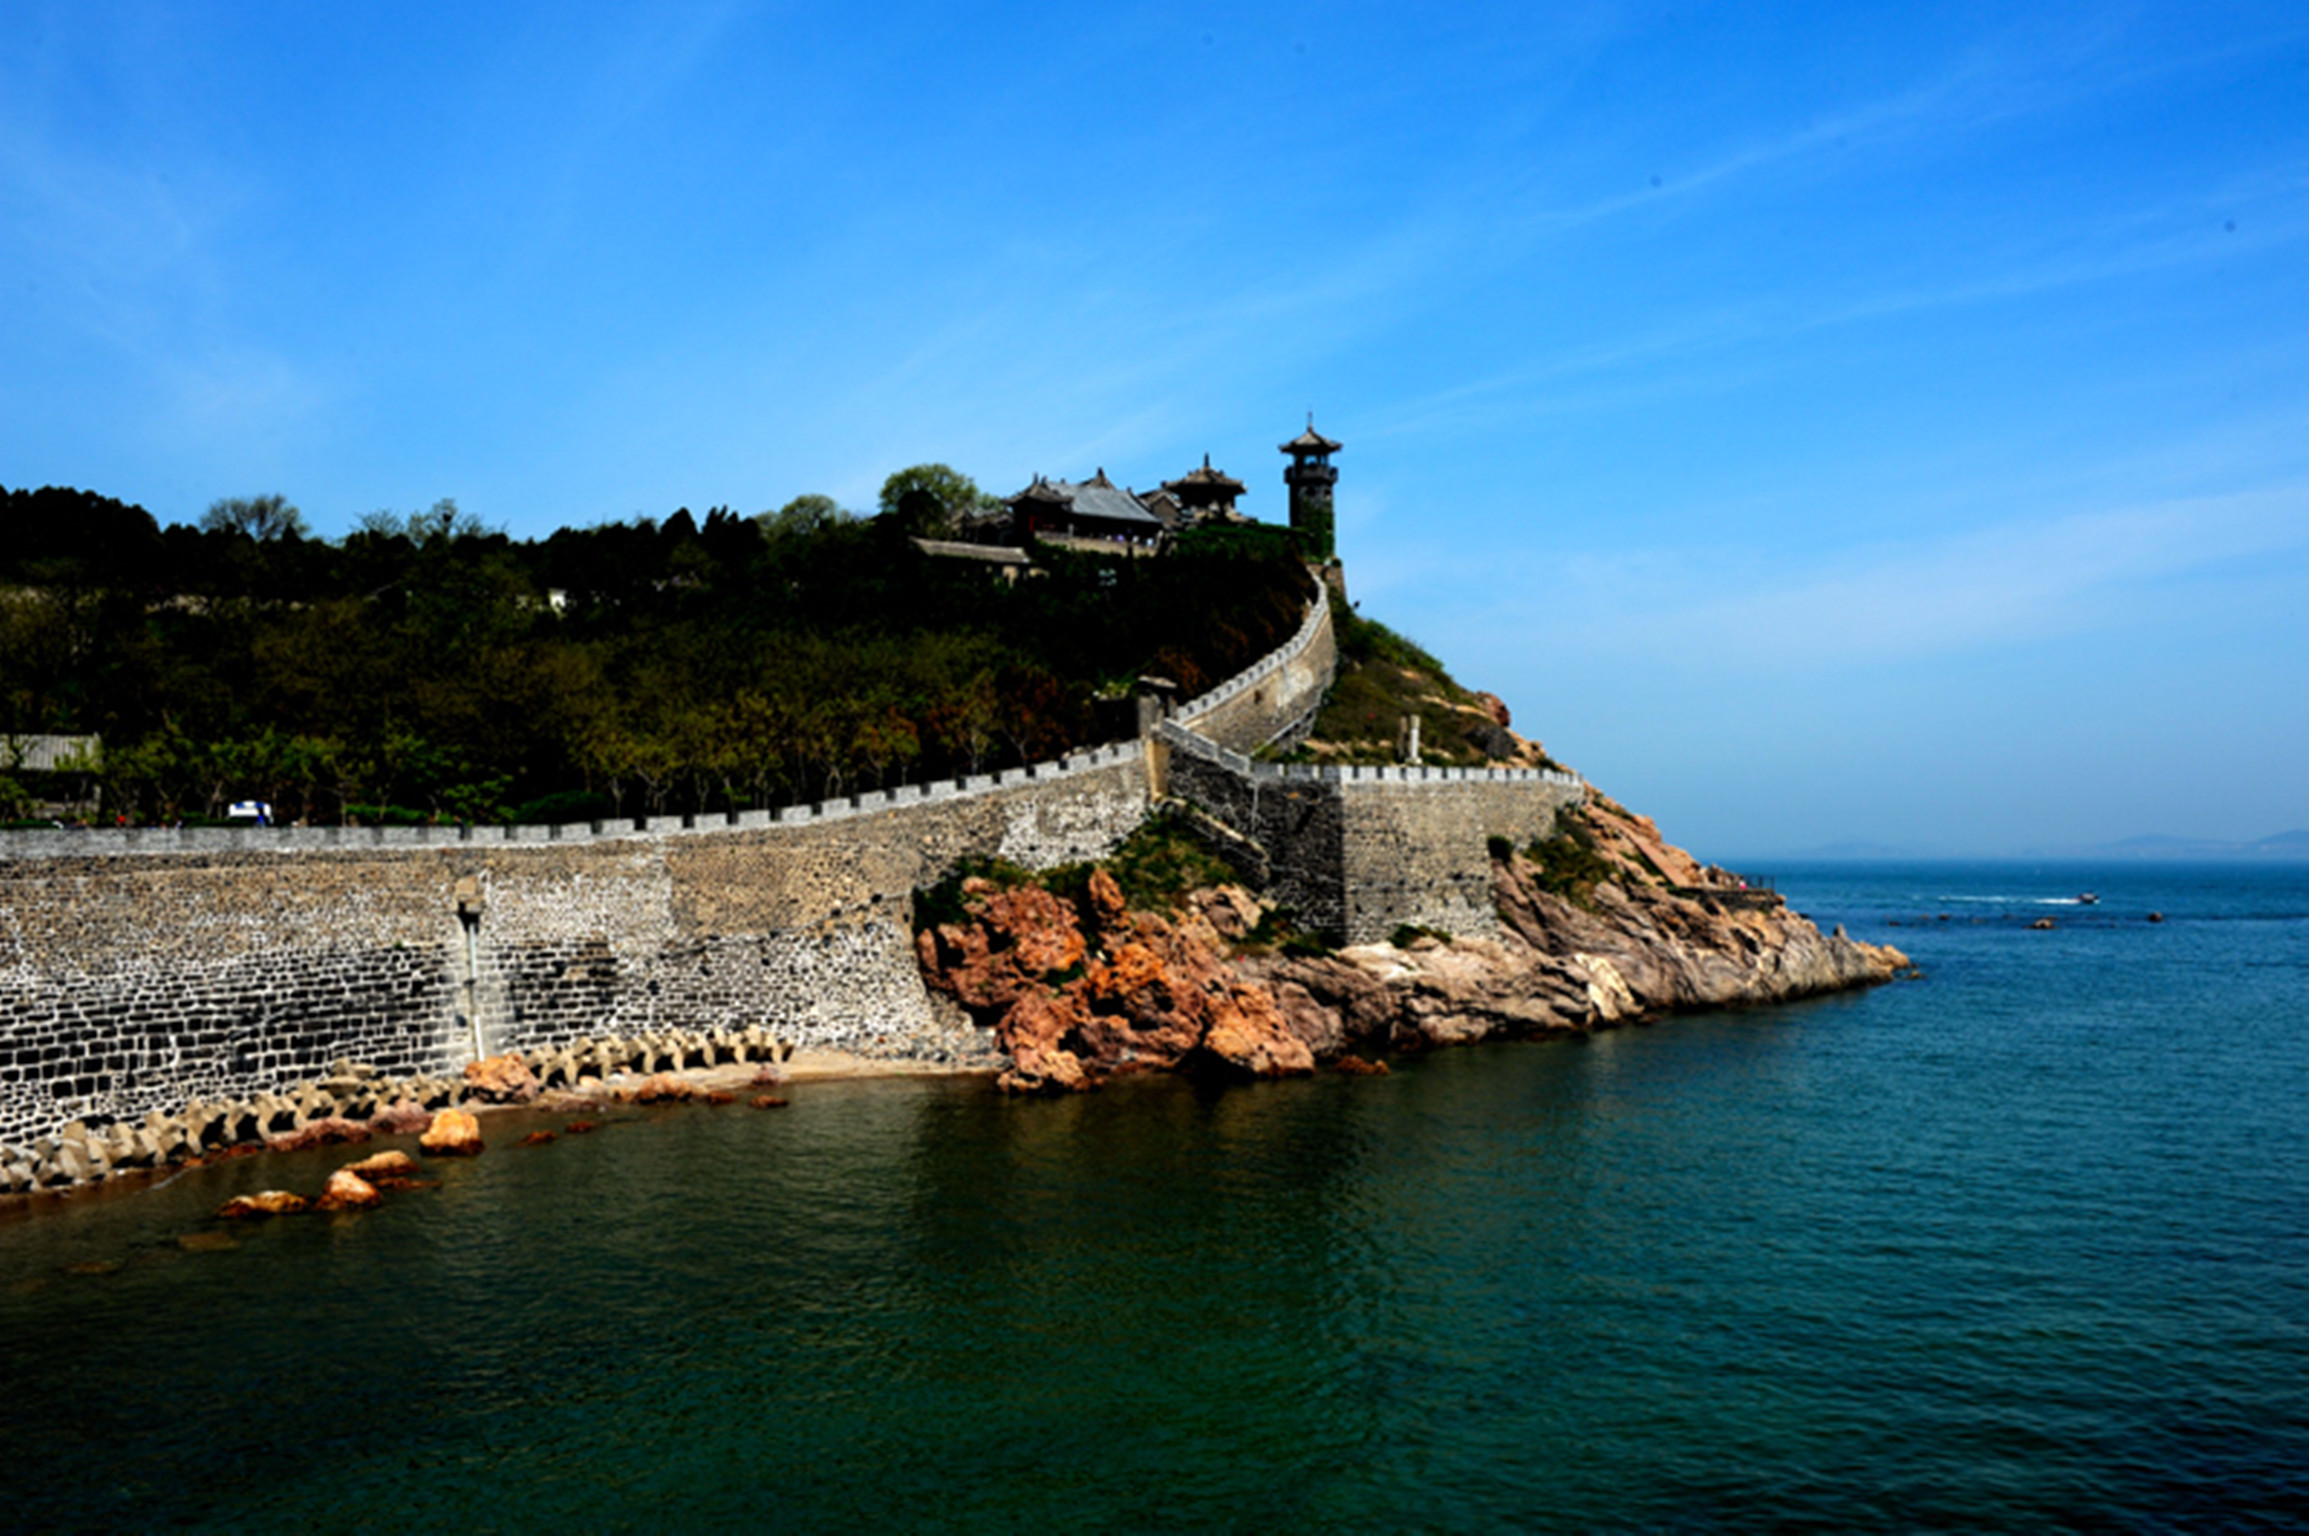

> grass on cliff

[
  {"left": 1513, "top": 810, "right": 1625, "bottom": 911},
  {"left": 1272, "top": 597, "right": 1527, "bottom": 769}
]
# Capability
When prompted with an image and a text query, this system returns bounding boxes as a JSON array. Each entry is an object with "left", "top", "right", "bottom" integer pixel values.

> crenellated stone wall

[
  {"left": 1160, "top": 729, "right": 1586, "bottom": 944},
  {"left": 0, "top": 748, "right": 1149, "bottom": 1148},
  {"left": 1167, "top": 577, "right": 1335, "bottom": 753},
  {"left": 1336, "top": 774, "right": 1584, "bottom": 941}
]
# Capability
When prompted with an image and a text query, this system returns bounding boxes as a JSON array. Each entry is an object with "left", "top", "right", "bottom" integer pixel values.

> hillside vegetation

[
  {"left": 1276, "top": 598, "right": 1567, "bottom": 771},
  {"left": 1, "top": 485, "right": 1307, "bottom": 825}
]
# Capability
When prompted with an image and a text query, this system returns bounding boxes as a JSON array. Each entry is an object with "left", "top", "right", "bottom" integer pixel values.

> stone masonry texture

[{"left": 0, "top": 756, "right": 1148, "bottom": 1147}]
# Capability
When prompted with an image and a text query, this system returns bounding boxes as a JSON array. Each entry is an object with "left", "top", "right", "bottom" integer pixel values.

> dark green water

[{"left": 3, "top": 862, "right": 2305, "bottom": 1531}]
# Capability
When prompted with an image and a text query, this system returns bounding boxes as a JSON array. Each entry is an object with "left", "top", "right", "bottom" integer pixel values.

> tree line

[{"left": 0, "top": 475, "right": 1308, "bottom": 826}]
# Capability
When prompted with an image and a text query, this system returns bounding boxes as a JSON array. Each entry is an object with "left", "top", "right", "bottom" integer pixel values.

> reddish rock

[
  {"left": 923, "top": 873, "right": 1311, "bottom": 1091},
  {"left": 993, "top": 989, "right": 1098, "bottom": 1094},
  {"left": 263, "top": 1117, "right": 372, "bottom": 1154},
  {"left": 563, "top": 1120, "right": 598, "bottom": 1135},
  {"left": 749, "top": 1095, "right": 789, "bottom": 1110},
  {"left": 997, "top": 1044, "right": 1092, "bottom": 1095},
  {"left": 517, "top": 1131, "right": 558, "bottom": 1147},
  {"left": 916, "top": 882, "right": 1088, "bottom": 1013},
  {"left": 1188, "top": 885, "right": 1263, "bottom": 941},
  {"left": 703, "top": 1092, "right": 736, "bottom": 1106},
  {"left": 418, "top": 1109, "right": 484, "bottom": 1156},
  {"left": 1085, "top": 867, "right": 1129, "bottom": 929},
  {"left": 1333, "top": 1054, "right": 1390, "bottom": 1076},
  {"left": 368, "top": 1100, "right": 432, "bottom": 1135},
  {"left": 1473, "top": 691, "right": 1512, "bottom": 728},
  {"left": 315, "top": 1169, "right": 383, "bottom": 1211},
  {"left": 343, "top": 1150, "right": 420, "bottom": 1180},
  {"left": 631, "top": 1073, "right": 697, "bottom": 1104},
  {"left": 749, "top": 1065, "right": 785, "bottom": 1086},
  {"left": 218, "top": 1190, "right": 309, "bottom": 1219},
  {"left": 1199, "top": 987, "right": 1315, "bottom": 1078},
  {"left": 463, "top": 1053, "right": 541, "bottom": 1105}
]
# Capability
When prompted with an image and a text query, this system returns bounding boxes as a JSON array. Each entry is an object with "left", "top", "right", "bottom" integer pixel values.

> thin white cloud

[{"left": 1490, "top": 483, "right": 2309, "bottom": 673}]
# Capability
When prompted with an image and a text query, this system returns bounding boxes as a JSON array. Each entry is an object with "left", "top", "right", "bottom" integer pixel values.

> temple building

[
  {"left": 935, "top": 429, "right": 1337, "bottom": 564},
  {"left": 1005, "top": 470, "right": 1167, "bottom": 548}
]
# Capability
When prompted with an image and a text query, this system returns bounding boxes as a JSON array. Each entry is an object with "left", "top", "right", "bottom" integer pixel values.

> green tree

[
  {"left": 201, "top": 495, "right": 308, "bottom": 542},
  {"left": 877, "top": 464, "right": 997, "bottom": 536},
  {"left": 758, "top": 494, "right": 851, "bottom": 540}
]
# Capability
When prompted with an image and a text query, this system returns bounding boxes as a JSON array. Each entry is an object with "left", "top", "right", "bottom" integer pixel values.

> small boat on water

[{"left": 2078, "top": 892, "right": 2100, "bottom": 905}]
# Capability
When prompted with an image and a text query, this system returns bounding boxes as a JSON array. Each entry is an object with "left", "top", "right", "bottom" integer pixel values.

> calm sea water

[{"left": 3, "top": 862, "right": 2305, "bottom": 1532}]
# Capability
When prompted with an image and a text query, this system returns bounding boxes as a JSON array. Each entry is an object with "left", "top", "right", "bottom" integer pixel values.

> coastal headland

[{"left": 1, "top": 544, "right": 1901, "bottom": 1200}]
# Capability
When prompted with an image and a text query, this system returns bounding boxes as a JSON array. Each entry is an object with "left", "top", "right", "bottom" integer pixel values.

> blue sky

[{"left": 3, "top": 1, "right": 2304, "bottom": 857}]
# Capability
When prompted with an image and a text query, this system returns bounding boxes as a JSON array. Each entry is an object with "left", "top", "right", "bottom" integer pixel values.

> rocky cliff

[{"left": 915, "top": 794, "right": 1909, "bottom": 1092}]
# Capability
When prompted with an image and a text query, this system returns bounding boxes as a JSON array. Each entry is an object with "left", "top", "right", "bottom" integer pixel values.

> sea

[{"left": 1, "top": 861, "right": 2304, "bottom": 1532}]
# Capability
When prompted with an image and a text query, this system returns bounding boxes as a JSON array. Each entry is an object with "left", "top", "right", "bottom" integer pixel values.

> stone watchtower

[{"left": 1280, "top": 420, "right": 1342, "bottom": 561}]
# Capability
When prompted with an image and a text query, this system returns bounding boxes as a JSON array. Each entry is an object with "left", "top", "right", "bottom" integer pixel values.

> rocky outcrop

[
  {"left": 921, "top": 798, "right": 1908, "bottom": 1082},
  {"left": 916, "top": 869, "right": 1315, "bottom": 1093},
  {"left": 1242, "top": 853, "right": 1905, "bottom": 1054}
]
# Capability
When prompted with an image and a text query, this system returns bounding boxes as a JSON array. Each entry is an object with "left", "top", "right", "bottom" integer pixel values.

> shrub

[
  {"left": 1521, "top": 816, "right": 1620, "bottom": 909},
  {"left": 510, "top": 790, "right": 618, "bottom": 826},
  {"left": 911, "top": 853, "right": 1038, "bottom": 932}
]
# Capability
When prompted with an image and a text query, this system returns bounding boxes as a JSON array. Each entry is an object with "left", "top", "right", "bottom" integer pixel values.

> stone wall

[
  {"left": 1164, "top": 750, "right": 1349, "bottom": 938},
  {"left": 1160, "top": 727, "right": 1586, "bottom": 945},
  {"left": 1337, "top": 774, "right": 1586, "bottom": 942},
  {"left": 1168, "top": 575, "right": 1335, "bottom": 753},
  {"left": 0, "top": 748, "right": 1148, "bottom": 1148}
]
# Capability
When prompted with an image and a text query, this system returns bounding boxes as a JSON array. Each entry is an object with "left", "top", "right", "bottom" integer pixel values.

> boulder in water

[
  {"left": 419, "top": 1109, "right": 484, "bottom": 1156},
  {"left": 264, "top": 1117, "right": 372, "bottom": 1154},
  {"left": 631, "top": 1073, "right": 697, "bottom": 1104},
  {"left": 368, "top": 1100, "right": 432, "bottom": 1135},
  {"left": 218, "top": 1190, "right": 309, "bottom": 1219},
  {"left": 315, "top": 1169, "right": 383, "bottom": 1211},
  {"left": 463, "top": 1053, "right": 540, "bottom": 1104},
  {"left": 344, "top": 1150, "right": 420, "bottom": 1180}
]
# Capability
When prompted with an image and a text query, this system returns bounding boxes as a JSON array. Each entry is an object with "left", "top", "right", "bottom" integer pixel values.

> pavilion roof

[
  {"left": 1162, "top": 454, "right": 1246, "bottom": 498},
  {"left": 1004, "top": 473, "right": 1164, "bottom": 527}
]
